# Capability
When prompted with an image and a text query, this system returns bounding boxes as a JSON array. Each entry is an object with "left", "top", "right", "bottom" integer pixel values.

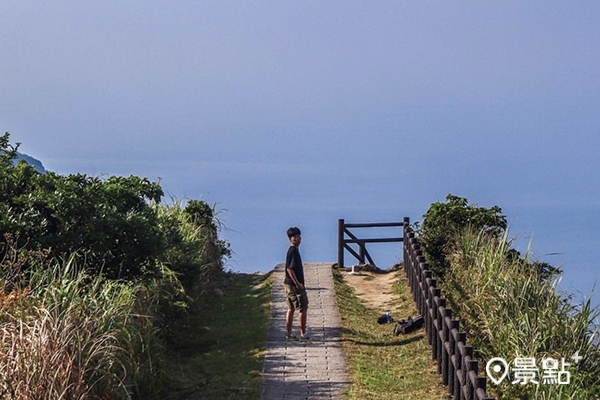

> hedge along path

[{"left": 262, "top": 263, "right": 352, "bottom": 400}]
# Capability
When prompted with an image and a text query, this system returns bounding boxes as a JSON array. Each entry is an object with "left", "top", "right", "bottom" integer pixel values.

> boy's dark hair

[{"left": 287, "top": 227, "right": 301, "bottom": 238}]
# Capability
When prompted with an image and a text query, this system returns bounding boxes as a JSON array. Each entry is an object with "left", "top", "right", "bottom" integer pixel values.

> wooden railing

[
  {"left": 337, "top": 219, "right": 404, "bottom": 269},
  {"left": 402, "top": 217, "right": 495, "bottom": 400}
]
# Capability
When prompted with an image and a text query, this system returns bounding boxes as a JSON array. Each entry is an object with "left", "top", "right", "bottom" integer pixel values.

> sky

[{"left": 2, "top": 2, "right": 599, "bottom": 302}]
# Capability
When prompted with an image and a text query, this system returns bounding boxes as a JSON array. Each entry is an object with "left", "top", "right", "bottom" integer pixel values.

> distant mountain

[{"left": 13, "top": 152, "right": 46, "bottom": 173}]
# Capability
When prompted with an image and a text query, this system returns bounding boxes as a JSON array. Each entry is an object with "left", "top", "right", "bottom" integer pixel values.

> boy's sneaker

[
  {"left": 286, "top": 333, "right": 299, "bottom": 342},
  {"left": 300, "top": 333, "right": 311, "bottom": 341}
]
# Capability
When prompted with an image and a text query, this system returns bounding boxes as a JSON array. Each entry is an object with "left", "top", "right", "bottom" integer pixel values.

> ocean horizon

[{"left": 177, "top": 174, "right": 600, "bottom": 310}]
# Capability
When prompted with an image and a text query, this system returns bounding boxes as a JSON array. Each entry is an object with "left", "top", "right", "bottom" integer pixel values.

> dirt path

[{"left": 341, "top": 268, "right": 404, "bottom": 314}]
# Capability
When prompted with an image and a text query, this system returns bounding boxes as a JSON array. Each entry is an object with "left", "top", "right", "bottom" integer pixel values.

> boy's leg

[
  {"left": 299, "top": 309, "right": 307, "bottom": 335},
  {"left": 286, "top": 308, "right": 295, "bottom": 334},
  {"left": 284, "top": 283, "right": 298, "bottom": 335},
  {"left": 298, "top": 289, "right": 309, "bottom": 335}
]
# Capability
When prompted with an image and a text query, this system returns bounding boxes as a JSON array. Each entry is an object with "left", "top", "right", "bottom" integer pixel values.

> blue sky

[{"left": 2, "top": 2, "right": 599, "bottom": 299}]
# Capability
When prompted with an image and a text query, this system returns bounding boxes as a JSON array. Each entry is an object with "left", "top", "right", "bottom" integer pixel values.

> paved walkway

[{"left": 261, "top": 263, "right": 351, "bottom": 400}]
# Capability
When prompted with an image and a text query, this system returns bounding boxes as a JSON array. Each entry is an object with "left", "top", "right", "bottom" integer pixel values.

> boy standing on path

[{"left": 284, "top": 227, "right": 309, "bottom": 341}]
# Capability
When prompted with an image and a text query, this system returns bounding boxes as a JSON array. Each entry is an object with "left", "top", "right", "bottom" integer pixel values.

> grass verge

[
  {"left": 162, "top": 271, "right": 273, "bottom": 399},
  {"left": 333, "top": 267, "right": 449, "bottom": 400}
]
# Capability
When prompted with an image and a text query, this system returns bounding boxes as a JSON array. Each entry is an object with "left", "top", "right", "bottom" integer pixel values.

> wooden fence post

[
  {"left": 441, "top": 308, "right": 452, "bottom": 385},
  {"left": 338, "top": 219, "right": 344, "bottom": 269}
]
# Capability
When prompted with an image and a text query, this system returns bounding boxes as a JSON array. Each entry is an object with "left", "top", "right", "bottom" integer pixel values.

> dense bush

[
  {"left": 157, "top": 199, "right": 231, "bottom": 295},
  {"left": 1, "top": 135, "right": 164, "bottom": 280},
  {"left": 420, "top": 194, "right": 560, "bottom": 282},
  {"left": 1, "top": 132, "right": 231, "bottom": 284},
  {"left": 419, "top": 194, "right": 507, "bottom": 280},
  {"left": 0, "top": 132, "right": 232, "bottom": 398}
]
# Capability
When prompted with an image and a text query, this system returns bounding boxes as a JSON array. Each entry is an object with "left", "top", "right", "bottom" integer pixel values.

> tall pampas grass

[
  {"left": 0, "top": 253, "right": 163, "bottom": 399},
  {"left": 443, "top": 228, "right": 600, "bottom": 399}
]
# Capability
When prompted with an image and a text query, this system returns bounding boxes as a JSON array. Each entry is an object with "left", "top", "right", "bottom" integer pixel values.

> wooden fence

[
  {"left": 402, "top": 217, "right": 495, "bottom": 400},
  {"left": 336, "top": 217, "right": 495, "bottom": 398}
]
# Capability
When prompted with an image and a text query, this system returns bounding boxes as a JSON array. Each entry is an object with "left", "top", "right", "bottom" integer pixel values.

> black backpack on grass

[{"left": 393, "top": 315, "right": 424, "bottom": 335}]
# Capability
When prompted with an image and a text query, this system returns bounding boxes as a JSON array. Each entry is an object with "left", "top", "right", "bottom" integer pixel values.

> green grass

[
  {"left": 333, "top": 267, "right": 449, "bottom": 400},
  {"left": 162, "top": 271, "right": 273, "bottom": 399}
]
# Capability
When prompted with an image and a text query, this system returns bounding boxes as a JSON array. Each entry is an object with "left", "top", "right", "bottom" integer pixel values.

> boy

[{"left": 284, "top": 226, "right": 309, "bottom": 341}]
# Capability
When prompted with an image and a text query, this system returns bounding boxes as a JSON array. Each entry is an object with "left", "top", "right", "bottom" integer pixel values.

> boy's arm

[{"left": 286, "top": 267, "right": 304, "bottom": 290}]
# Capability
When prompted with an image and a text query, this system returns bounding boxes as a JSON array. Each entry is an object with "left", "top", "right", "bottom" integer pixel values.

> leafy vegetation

[
  {"left": 157, "top": 198, "right": 231, "bottom": 296},
  {"left": 418, "top": 194, "right": 508, "bottom": 280},
  {"left": 0, "top": 132, "right": 233, "bottom": 398},
  {"left": 420, "top": 194, "right": 600, "bottom": 399},
  {"left": 1, "top": 132, "right": 231, "bottom": 283}
]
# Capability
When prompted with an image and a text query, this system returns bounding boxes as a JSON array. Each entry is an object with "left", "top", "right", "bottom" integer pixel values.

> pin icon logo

[{"left": 486, "top": 357, "right": 509, "bottom": 385}]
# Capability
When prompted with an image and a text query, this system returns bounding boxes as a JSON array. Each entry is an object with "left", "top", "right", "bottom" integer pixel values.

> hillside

[{"left": 13, "top": 152, "right": 46, "bottom": 173}]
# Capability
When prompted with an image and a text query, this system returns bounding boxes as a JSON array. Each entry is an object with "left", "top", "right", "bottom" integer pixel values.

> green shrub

[
  {"left": 157, "top": 199, "right": 230, "bottom": 299},
  {"left": 420, "top": 194, "right": 507, "bottom": 280},
  {"left": 0, "top": 132, "right": 233, "bottom": 398},
  {"left": 1, "top": 132, "right": 229, "bottom": 285}
]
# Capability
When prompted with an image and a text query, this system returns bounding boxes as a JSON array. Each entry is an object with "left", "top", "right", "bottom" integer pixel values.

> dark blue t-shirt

[{"left": 284, "top": 245, "right": 304, "bottom": 286}]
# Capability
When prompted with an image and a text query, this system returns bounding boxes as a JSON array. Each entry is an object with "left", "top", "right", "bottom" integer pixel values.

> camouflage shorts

[{"left": 284, "top": 283, "right": 309, "bottom": 311}]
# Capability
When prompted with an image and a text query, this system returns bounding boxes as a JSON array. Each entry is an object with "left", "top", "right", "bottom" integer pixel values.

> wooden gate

[{"left": 336, "top": 218, "right": 407, "bottom": 269}]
